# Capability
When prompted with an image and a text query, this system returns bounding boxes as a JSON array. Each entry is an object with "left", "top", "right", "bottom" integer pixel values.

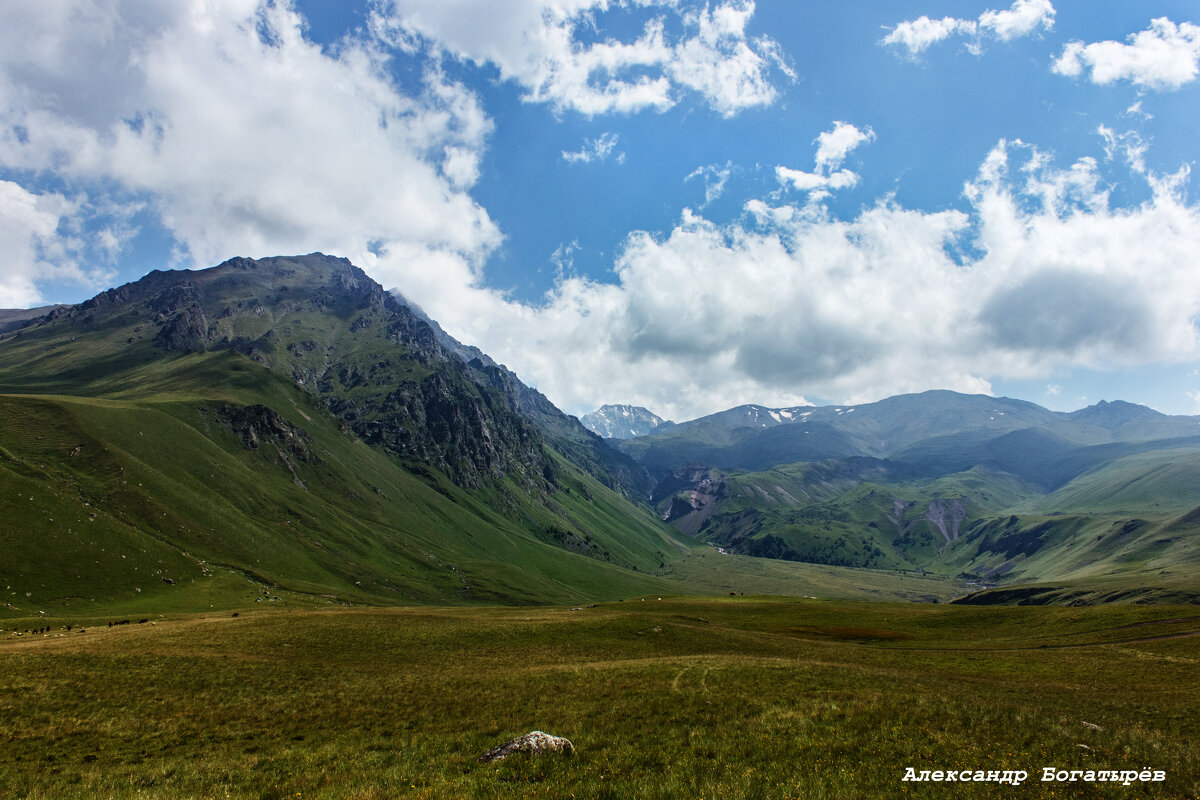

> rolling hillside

[{"left": 626, "top": 392, "right": 1200, "bottom": 601}]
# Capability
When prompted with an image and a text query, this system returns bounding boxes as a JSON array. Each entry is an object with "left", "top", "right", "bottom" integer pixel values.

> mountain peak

[
  {"left": 580, "top": 404, "right": 670, "bottom": 439},
  {"left": 1069, "top": 399, "right": 1165, "bottom": 426}
]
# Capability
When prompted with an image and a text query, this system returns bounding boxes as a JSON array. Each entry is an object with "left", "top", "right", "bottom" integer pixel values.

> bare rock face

[
  {"left": 478, "top": 731, "right": 575, "bottom": 763},
  {"left": 925, "top": 497, "right": 967, "bottom": 542}
]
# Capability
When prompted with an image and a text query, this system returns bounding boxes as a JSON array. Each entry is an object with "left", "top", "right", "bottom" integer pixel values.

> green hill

[
  {"left": 641, "top": 443, "right": 1200, "bottom": 602},
  {"left": 0, "top": 255, "right": 699, "bottom": 614}
]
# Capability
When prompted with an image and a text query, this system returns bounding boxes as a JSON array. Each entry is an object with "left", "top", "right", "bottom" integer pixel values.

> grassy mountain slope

[
  {"left": 644, "top": 445, "right": 1200, "bottom": 601},
  {"left": 1030, "top": 445, "right": 1200, "bottom": 515},
  {"left": 0, "top": 255, "right": 705, "bottom": 613},
  {"left": 0, "top": 386, "right": 688, "bottom": 615},
  {"left": 619, "top": 386, "right": 1200, "bottom": 601}
]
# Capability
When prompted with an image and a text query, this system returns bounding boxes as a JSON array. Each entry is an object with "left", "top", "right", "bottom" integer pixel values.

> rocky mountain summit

[
  {"left": 580, "top": 404, "right": 670, "bottom": 439},
  {"left": 8, "top": 254, "right": 655, "bottom": 499}
]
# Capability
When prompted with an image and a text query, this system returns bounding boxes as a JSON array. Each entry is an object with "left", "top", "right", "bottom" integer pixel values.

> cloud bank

[{"left": 456, "top": 137, "right": 1200, "bottom": 420}]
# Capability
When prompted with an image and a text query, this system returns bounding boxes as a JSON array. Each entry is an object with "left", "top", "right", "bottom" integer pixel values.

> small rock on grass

[{"left": 478, "top": 731, "right": 575, "bottom": 763}]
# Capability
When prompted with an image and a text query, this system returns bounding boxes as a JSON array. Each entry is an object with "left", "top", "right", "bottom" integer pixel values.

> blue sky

[{"left": 2, "top": 1, "right": 1200, "bottom": 420}]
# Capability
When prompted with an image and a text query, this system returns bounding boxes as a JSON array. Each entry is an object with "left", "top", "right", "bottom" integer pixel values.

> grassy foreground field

[{"left": 2, "top": 599, "right": 1198, "bottom": 799}]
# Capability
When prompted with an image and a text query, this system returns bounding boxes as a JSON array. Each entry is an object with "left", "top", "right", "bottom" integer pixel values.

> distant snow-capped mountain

[{"left": 580, "top": 404, "right": 670, "bottom": 439}]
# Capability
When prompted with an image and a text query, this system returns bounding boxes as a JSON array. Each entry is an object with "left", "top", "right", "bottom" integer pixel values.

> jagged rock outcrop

[
  {"left": 331, "top": 370, "right": 551, "bottom": 491},
  {"left": 215, "top": 403, "right": 313, "bottom": 461},
  {"left": 155, "top": 303, "right": 209, "bottom": 352},
  {"left": 397, "top": 295, "right": 654, "bottom": 501},
  {"left": 651, "top": 462, "right": 728, "bottom": 534},
  {"left": 208, "top": 402, "right": 315, "bottom": 487}
]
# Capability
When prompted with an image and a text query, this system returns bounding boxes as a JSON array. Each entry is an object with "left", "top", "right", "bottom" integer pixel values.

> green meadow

[{"left": 2, "top": 598, "right": 1198, "bottom": 799}]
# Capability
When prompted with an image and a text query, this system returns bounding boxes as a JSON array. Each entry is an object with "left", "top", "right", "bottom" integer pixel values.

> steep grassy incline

[
  {"left": 0, "top": 255, "right": 697, "bottom": 613},
  {"left": 0, "top": 383, "right": 686, "bottom": 615},
  {"left": 1030, "top": 445, "right": 1200, "bottom": 515}
]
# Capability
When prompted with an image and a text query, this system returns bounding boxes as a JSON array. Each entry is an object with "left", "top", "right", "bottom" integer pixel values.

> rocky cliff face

[
  {"left": 397, "top": 293, "right": 656, "bottom": 501},
  {"left": 650, "top": 462, "right": 728, "bottom": 535}
]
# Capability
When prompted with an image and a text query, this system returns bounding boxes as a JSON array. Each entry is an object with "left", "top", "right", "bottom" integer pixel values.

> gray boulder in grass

[{"left": 478, "top": 731, "right": 575, "bottom": 762}]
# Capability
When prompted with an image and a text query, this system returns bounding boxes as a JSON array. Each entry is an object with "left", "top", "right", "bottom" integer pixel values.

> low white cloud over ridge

[{"left": 449, "top": 137, "right": 1200, "bottom": 421}]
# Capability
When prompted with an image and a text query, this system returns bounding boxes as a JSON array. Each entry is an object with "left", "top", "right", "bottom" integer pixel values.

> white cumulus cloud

[
  {"left": 978, "top": 0, "right": 1056, "bottom": 41},
  {"left": 373, "top": 0, "right": 792, "bottom": 117},
  {"left": 881, "top": 16, "right": 977, "bottom": 56},
  {"left": 1053, "top": 17, "right": 1200, "bottom": 91},
  {"left": 0, "top": 0, "right": 501, "bottom": 308},
  {"left": 0, "top": 181, "right": 117, "bottom": 307},
  {"left": 0, "top": 181, "right": 73, "bottom": 307},
  {"left": 430, "top": 138, "right": 1200, "bottom": 421},
  {"left": 775, "top": 121, "right": 875, "bottom": 197},
  {"left": 814, "top": 121, "right": 876, "bottom": 173},
  {"left": 883, "top": 0, "right": 1055, "bottom": 58}
]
